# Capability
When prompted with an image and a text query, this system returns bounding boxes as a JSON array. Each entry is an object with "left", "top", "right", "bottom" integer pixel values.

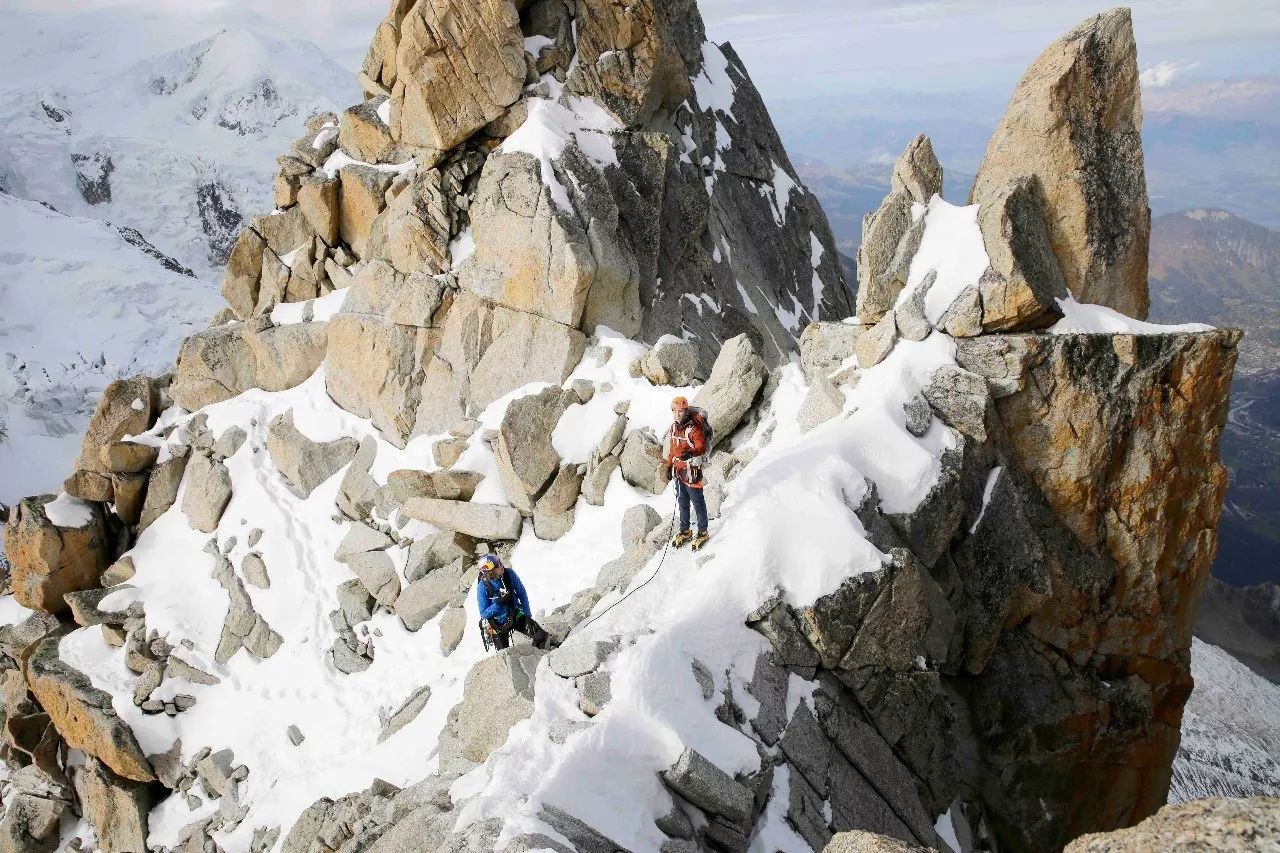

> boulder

[
  {"left": 334, "top": 523, "right": 394, "bottom": 563},
  {"left": 401, "top": 498, "right": 523, "bottom": 541},
  {"left": 855, "top": 311, "right": 898, "bottom": 369},
  {"left": 798, "top": 375, "right": 845, "bottom": 433},
  {"left": 922, "top": 366, "right": 990, "bottom": 443},
  {"left": 378, "top": 685, "right": 432, "bottom": 743},
  {"left": 800, "top": 322, "right": 862, "bottom": 383},
  {"left": 439, "top": 606, "right": 466, "bottom": 655},
  {"left": 823, "top": 832, "right": 932, "bottom": 853},
  {"left": 856, "top": 136, "right": 942, "bottom": 323},
  {"left": 565, "top": 0, "right": 698, "bottom": 127},
  {"left": 636, "top": 336, "right": 700, "bottom": 386},
  {"left": 297, "top": 174, "right": 340, "bottom": 246},
  {"left": 396, "top": 559, "right": 467, "bottom": 631},
  {"left": 3, "top": 496, "right": 109, "bottom": 615},
  {"left": 339, "top": 165, "right": 395, "bottom": 258},
  {"left": 26, "top": 637, "right": 155, "bottom": 782},
  {"left": 222, "top": 228, "right": 267, "bottom": 320},
  {"left": 266, "top": 411, "right": 359, "bottom": 499},
  {"left": 339, "top": 98, "right": 396, "bottom": 164},
  {"left": 438, "top": 645, "right": 546, "bottom": 769},
  {"left": 100, "top": 441, "right": 158, "bottom": 475},
  {"left": 619, "top": 429, "right": 668, "bottom": 495},
  {"left": 0, "top": 787, "right": 65, "bottom": 853},
  {"left": 171, "top": 319, "right": 327, "bottom": 410},
  {"left": 181, "top": 453, "right": 233, "bottom": 534},
  {"left": 392, "top": 0, "right": 525, "bottom": 152},
  {"left": 548, "top": 639, "right": 616, "bottom": 679},
  {"left": 73, "top": 757, "right": 152, "bottom": 853},
  {"left": 344, "top": 551, "right": 401, "bottom": 607},
  {"left": 894, "top": 271, "right": 935, "bottom": 343},
  {"left": 210, "top": 551, "right": 283, "bottom": 663},
  {"left": 405, "top": 531, "right": 477, "bottom": 583},
  {"left": 426, "top": 291, "right": 587, "bottom": 426},
  {"left": 691, "top": 335, "right": 767, "bottom": 449},
  {"left": 75, "top": 376, "right": 157, "bottom": 474},
  {"left": 367, "top": 152, "right": 485, "bottom": 277},
  {"left": 138, "top": 446, "right": 190, "bottom": 532},
  {"left": 582, "top": 454, "right": 620, "bottom": 506},
  {"left": 975, "top": 176, "right": 1067, "bottom": 331},
  {"left": 660, "top": 748, "right": 754, "bottom": 826},
  {"left": 1063, "top": 796, "right": 1280, "bottom": 852},
  {"left": 464, "top": 150, "right": 637, "bottom": 332},
  {"left": 621, "top": 504, "right": 662, "bottom": 548},
  {"left": 969, "top": 8, "right": 1149, "bottom": 318},
  {"left": 495, "top": 387, "right": 569, "bottom": 513},
  {"left": 535, "top": 464, "right": 585, "bottom": 516},
  {"left": 533, "top": 509, "right": 575, "bottom": 541}
]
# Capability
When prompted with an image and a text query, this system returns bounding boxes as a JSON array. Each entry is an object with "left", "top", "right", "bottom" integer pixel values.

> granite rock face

[{"left": 970, "top": 8, "right": 1150, "bottom": 319}]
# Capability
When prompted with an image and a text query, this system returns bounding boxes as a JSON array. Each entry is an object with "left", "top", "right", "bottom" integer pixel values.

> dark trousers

[
  {"left": 492, "top": 613, "right": 549, "bottom": 650},
  {"left": 677, "top": 479, "right": 708, "bottom": 535}
]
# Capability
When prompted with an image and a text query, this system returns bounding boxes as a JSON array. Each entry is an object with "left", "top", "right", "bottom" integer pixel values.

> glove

[
  {"left": 497, "top": 589, "right": 513, "bottom": 605},
  {"left": 489, "top": 615, "right": 512, "bottom": 632}
]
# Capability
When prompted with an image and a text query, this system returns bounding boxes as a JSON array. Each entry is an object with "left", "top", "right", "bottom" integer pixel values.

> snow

[
  {"left": 694, "top": 42, "right": 737, "bottom": 115},
  {"left": 269, "top": 286, "right": 348, "bottom": 325},
  {"left": 0, "top": 193, "right": 219, "bottom": 508},
  {"left": 320, "top": 148, "right": 415, "bottom": 180},
  {"left": 1170, "top": 638, "right": 1280, "bottom": 803},
  {"left": 1050, "top": 297, "right": 1215, "bottom": 335},
  {"left": 498, "top": 84, "right": 620, "bottom": 211},
  {"left": 374, "top": 99, "right": 390, "bottom": 126},
  {"left": 523, "top": 35, "right": 554, "bottom": 56},
  {"left": 895, "top": 196, "right": 989, "bottom": 323},
  {"left": 767, "top": 164, "right": 797, "bottom": 226},
  {"left": 44, "top": 492, "right": 95, "bottom": 528},
  {"left": 448, "top": 227, "right": 476, "bottom": 269},
  {"left": 130, "top": 398, "right": 146, "bottom": 412},
  {"left": 0, "top": 595, "right": 33, "bottom": 628},
  {"left": 969, "top": 466, "right": 1003, "bottom": 534},
  {"left": 809, "top": 233, "right": 826, "bottom": 312}
]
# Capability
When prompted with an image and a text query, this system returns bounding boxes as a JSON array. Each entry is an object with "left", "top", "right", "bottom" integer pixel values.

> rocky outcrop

[
  {"left": 750, "top": 327, "right": 1239, "bottom": 852},
  {"left": 856, "top": 136, "right": 942, "bottom": 323},
  {"left": 1063, "top": 796, "right": 1280, "bottom": 852},
  {"left": 25, "top": 637, "right": 154, "bottom": 783},
  {"left": 3, "top": 497, "right": 110, "bottom": 615},
  {"left": 969, "top": 8, "right": 1150, "bottom": 319}
]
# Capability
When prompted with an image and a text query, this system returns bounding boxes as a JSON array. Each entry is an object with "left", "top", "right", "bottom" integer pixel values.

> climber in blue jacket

[{"left": 475, "top": 554, "right": 550, "bottom": 650}]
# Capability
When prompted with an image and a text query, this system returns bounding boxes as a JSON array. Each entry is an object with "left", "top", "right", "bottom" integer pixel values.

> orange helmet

[{"left": 671, "top": 396, "right": 689, "bottom": 409}]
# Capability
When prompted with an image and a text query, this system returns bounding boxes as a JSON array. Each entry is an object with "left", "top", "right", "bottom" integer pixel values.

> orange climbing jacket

[{"left": 665, "top": 407, "right": 710, "bottom": 489}]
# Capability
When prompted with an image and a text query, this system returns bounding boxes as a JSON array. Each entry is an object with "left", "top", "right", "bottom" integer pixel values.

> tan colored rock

[
  {"left": 252, "top": 206, "right": 314, "bottom": 258},
  {"left": 339, "top": 164, "right": 395, "bottom": 258},
  {"left": 297, "top": 174, "right": 340, "bottom": 246},
  {"left": 171, "top": 320, "right": 327, "bottom": 410},
  {"left": 1065, "top": 797, "right": 1280, "bottom": 852},
  {"left": 366, "top": 153, "right": 484, "bottom": 276},
  {"left": 969, "top": 8, "right": 1150, "bottom": 318},
  {"left": 495, "top": 386, "right": 569, "bottom": 513},
  {"left": 855, "top": 311, "right": 898, "bottom": 369},
  {"left": 3, "top": 496, "right": 109, "bottom": 615},
  {"left": 138, "top": 447, "right": 190, "bottom": 532},
  {"left": 63, "top": 469, "right": 114, "bottom": 503},
  {"left": 111, "top": 473, "right": 147, "bottom": 527},
  {"left": 75, "top": 376, "right": 156, "bottom": 474},
  {"left": 340, "top": 98, "right": 397, "bottom": 164},
  {"left": 392, "top": 0, "right": 525, "bottom": 152},
  {"left": 265, "top": 411, "right": 359, "bottom": 499},
  {"left": 73, "top": 756, "right": 152, "bottom": 853},
  {"left": 975, "top": 176, "right": 1068, "bottom": 331},
  {"left": 401, "top": 498, "right": 523, "bottom": 541},
  {"left": 100, "top": 440, "right": 158, "bottom": 475},
  {"left": 438, "top": 645, "right": 545, "bottom": 770},
  {"left": 823, "top": 831, "right": 934, "bottom": 852},
  {"left": 464, "top": 150, "right": 637, "bottom": 331},
  {"left": 420, "top": 291, "right": 587, "bottom": 433},
  {"left": 856, "top": 136, "right": 942, "bottom": 323},
  {"left": 222, "top": 228, "right": 267, "bottom": 320},
  {"left": 26, "top": 637, "right": 155, "bottom": 782},
  {"left": 565, "top": 0, "right": 697, "bottom": 127}
]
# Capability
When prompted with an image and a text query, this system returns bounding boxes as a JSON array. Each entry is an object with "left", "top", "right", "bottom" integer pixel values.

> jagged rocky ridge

[{"left": 0, "top": 5, "right": 1245, "bottom": 853}]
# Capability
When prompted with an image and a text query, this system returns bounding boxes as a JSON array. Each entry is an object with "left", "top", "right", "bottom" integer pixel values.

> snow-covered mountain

[
  {"left": 0, "top": 4, "right": 1272, "bottom": 853},
  {"left": 0, "top": 3, "right": 373, "bottom": 509},
  {"left": 1170, "top": 638, "right": 1280, "bottom": 802}
]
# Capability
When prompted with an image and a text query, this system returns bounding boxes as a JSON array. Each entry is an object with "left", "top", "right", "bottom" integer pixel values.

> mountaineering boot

[
  {"left": 691, "top": 532, "right": 710, "bottom": 551},
  {"left": 671, "top": 530, "right": 694, "bottom": 548}
]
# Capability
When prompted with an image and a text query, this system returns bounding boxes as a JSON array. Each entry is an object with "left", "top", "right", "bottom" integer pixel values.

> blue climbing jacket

[{"left": 476, "top": 567, "right": 531, "bottom": 625}]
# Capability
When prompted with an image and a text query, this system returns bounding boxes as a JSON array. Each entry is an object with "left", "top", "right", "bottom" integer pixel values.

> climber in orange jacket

[{"left": 664, "top": 396, "right": 711, "bottom": 550}]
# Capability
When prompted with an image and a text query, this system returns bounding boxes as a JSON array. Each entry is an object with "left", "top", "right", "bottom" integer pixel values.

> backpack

[{"left": 686, "top": 406, "right": 714, "bottom": 451}]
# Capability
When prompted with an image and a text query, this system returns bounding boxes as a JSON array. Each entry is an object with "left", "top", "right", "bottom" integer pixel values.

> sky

[{"left": 14, "top": 0, "right": 1278, "bottom": 97}]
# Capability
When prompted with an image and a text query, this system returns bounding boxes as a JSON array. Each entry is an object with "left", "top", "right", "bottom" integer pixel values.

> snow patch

[
  {"left": 44, "top": 492, "right": 95, "bottom": 528},
  {"left": 1050, "top": 298, "right": 1214, "bottom": 335}
]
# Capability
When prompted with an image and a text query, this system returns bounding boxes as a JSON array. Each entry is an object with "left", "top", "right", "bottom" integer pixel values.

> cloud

[{"left": 1141, "top": 60, "right": 1199, "bottom": 88}]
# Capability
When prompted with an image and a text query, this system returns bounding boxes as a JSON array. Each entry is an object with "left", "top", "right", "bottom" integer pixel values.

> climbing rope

[{"left": 568, "top": 488, "right": 682, "bottom": 638}]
